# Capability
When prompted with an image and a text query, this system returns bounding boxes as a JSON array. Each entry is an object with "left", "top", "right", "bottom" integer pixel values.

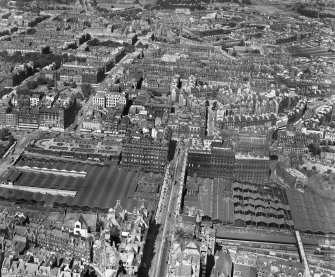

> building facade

[{"left": 121, "top": 137, "right": 169, "bottom": 173}]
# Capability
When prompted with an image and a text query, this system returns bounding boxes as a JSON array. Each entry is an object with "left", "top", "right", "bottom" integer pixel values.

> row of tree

[
  {"left": 0, "top": 128, "right": 15, "bottom": 158},
  {"left": 17, "top": 81, "right": 92, "bottom": 98},
  {"left": 297, "top": 5, "right": 335, "bottom": 18},
  {"left": 0, "top": 88, "right": 12, "bottom": 98},
  {"left": 0, "top": 51, "right": 86, "bottom": 70},
  {"left": 27, "top": 77, "right": 55, "bottom": 90},
  {"left": 87, "top": 39, "right": 136, "bottom": 53}
]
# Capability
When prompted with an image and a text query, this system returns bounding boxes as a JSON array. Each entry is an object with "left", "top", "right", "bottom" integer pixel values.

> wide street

[{"left": 151, "top": 144, "right": 187, "bottom": 277}]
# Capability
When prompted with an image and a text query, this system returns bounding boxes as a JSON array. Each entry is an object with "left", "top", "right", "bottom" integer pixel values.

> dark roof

[
  {"left": 198, "top": 178, "right": 234, "bottom": 223},
  {"left": 287, "top": 189, "right": 335, "bottom": 234},
  {"left": 0, "top": 163, "right": 141, "bottom": 211},
  {"left": 4, "top": 170, "right": 22, "bottom": 182},
  {"left": 12, "top": 170, "right": 85, "bottom": 191}
]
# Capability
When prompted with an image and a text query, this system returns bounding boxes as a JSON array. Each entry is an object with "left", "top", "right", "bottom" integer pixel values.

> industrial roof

[
  {"left": 1, "top": 158, "right": 145, "bottom": 211},
  {"left": 216, "top": 229, "right": 297, "bottom": 244},
  {"left": 7, "top": 170, "right": 85, "bottom": 191},
  {"left": 198, "top": 178, "right": 234, "bottom": 223},
  {"left": 232, "top": 182, "right": 293, "bottom": 229},
  {"left": 286, "top": 189, "right": 335, "bottom": 234}
]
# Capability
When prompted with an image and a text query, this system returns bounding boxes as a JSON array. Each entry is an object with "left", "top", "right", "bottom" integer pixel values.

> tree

[
  {"left": 0, "top": 128, "right": 9, "bottom": 140},
  {"left": 272, "top": 129, "right": 279, "bottom": 140},
  {"left": 47, "top": 79, "right": 54, "bottom": 88},
  {"left": 41, "top": 46, "right": 51, "bottom": 55},
  {"left": 87, "top": 38, "right": 100, "bottom": 47},
  {"left": 27, "top": 81, "right": 37, "bottom": 90},
  {"left": 308, "top": 143, "right": 321, "bottom": 156},
  {"left": 17, "top": 88, "right": 32, "bottom": 95},
  {"left": 326, "top": 169, "right": 332, "bottom": 174},
  {"left": 136, "top": 42, "right": 149, "bottom": 49},
  {"left": 312, "top": 166, "right": 316, "bottom": 170},
  {"left": 8, "top": 135, "right": 15, "bottom": 145},
  {"left": 75, "top": 92, "right": 84, "bottom": 100},
  {"left": 0, "top": 88, "right": 12, "bottom": 97},
  {"left": 26, "top": 28, "right": 36, "bottom": 35},
  {"left": 37, "top": 77, "right": 47, "bottom": 85},
  {"left": 212, "top": 101, "right": 218, "bottom": 111},
  {"left": 81, "top": 84, "right": 93, "bottom": 98},
  {"left": 70, "top": 82, "right": 77, "bottom": 88}
]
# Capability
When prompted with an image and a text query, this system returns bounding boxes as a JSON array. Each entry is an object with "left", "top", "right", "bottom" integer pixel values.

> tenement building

[
  {"left": 233, "top": 153, "right": 269, "bottom": 184},
  {"left": 187, "top": 144, "right": 269, "bottom": 184},
  {"left": 39, "top": 106, "right": 75, "bottom": 131},
  {"left": 18, "top": 106, "right": 39, "bottom": 129},
  {"left": 187, "top": 142, "right": 235, "bottom": 179},
  {"left": 121, "top": 137, "right": 169, "bottom": 173}
]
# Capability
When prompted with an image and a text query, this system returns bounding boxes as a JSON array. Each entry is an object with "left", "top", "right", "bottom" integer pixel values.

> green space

[{"left": 0, "top": 51, "right": 86, "bottom": 70}]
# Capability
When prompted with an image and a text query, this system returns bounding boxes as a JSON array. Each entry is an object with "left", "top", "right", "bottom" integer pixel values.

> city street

[
  {"left": 0, "top": 130, "right": 38, "bottom": 177},
  {"left": 68, "top": 95, "right": 94, "bottom": 132},
  {"left": 67, "top": 51, "right": 139, "bottom": 133},
  {"left": 151, "top": 145, "right": 187, "bottom": 277}
]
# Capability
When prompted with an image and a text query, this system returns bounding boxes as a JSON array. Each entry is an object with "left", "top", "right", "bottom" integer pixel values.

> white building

[
  {"left": 73, "top": 217, "right": 89, "bottom": 238},
  {"left": 106, "top": 92, "right": 126, "bottom": 108},
  {"left": 30, "top": 94, "right": 40, "bottom": 107},
  {"left": 93, "top": 92, "right": 126, "bottom": 108},
  {"left": 325, "top": 130, "right": 335, "bottom": 142},
  {"left": 93, "top": 93, "right": 106, "bottom": 107}
]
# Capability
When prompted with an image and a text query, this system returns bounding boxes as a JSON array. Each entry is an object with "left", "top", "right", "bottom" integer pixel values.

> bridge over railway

[{"left": 295, "top": 230, "right": 311, "bottom": 277}]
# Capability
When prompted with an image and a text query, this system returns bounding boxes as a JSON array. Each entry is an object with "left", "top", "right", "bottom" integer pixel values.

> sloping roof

[
  {"left": 287, "top": 189, "right": 335, "bottom": 234},
  {"left": 0, "top": 165, "right": 141, "bottom": 211},
  {"left": 212, "top": 179, "right": 234, "bottom": 223},
  {"left": 198, "top": 178, "right": 234, "bottom": 223}
]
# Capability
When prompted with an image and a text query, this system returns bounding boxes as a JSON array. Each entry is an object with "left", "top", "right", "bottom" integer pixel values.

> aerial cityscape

[{"left": 0, "top": 0, "right": 335, "bottom": 276}]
